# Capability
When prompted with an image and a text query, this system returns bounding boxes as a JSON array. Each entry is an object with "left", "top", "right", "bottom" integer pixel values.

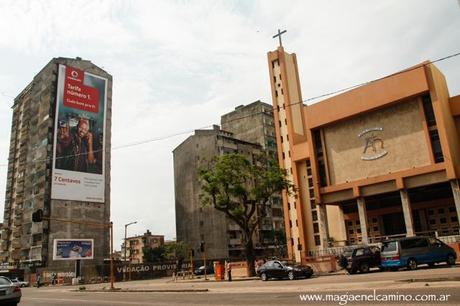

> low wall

[{"left": 302, "top": 255, "right": 338, "bottom": 273}]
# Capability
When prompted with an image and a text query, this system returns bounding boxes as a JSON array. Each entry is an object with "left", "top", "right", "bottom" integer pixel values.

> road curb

[{"left": 74, "top": 288, "right": 209, "bottom": 293}]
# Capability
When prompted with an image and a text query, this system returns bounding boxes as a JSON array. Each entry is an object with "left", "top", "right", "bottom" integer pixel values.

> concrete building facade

[
  {"left": 124, "top": 231, "right": 164, "bottom": 264},
  {"left": 174, "top": 121, "right": 286, "bottom": 260},
  {"left": 267, "top": 46, "right": 460, "bottom": 262},
  {"left": 0, "top": 57, "right": 112, "bottom": 279},
  {"left": 221, "top": 101, "right": 284, "bottom": 233}
]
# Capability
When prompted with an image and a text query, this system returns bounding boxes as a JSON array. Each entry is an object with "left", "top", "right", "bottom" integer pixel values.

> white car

[
  {"left": 0, "top": 276, "right": 21, "bottom": 306},
  {"left": 11, "top": 277, "right": 29, "bottom": 287}
]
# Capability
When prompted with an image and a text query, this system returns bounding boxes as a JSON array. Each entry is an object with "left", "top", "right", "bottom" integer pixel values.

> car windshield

[
  {"left": 382, "top": 241, "right": 397, "bottom": 252},
  {"left": 342, "top": 249, "right": 353, "bottom": 257},
  {"left": 0, "top": 277, "right": 11, "bottom": 285}
]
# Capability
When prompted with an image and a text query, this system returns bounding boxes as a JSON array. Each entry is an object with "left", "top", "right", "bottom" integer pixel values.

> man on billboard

[{"left": 56, "top": 118, "right": 98, "bottom": 173}]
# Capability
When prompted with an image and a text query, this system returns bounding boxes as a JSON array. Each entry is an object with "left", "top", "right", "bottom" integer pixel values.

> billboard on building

[
  {"left": 53, "top": 239, "right": 94, "bottom": 260},
  {"left": 51, "top": 64, "right": 107, "bottom": 202}
]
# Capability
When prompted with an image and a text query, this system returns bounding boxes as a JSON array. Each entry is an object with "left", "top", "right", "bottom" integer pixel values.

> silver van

[{"left": 380, "top": 236, "right": 456, "bottom": 270}]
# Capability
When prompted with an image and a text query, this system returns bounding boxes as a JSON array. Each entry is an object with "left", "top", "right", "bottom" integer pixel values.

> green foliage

[
  {"left": 143, "top": 241, "right": 188, "bottom": 263},
  {"left": 199, "top": 153, "right": 294, "bottom": 275},
  {"left": 143, "top": 246, "right": 166, "bottom": 263}
]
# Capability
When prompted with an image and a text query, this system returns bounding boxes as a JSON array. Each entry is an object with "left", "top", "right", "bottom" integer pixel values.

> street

[{"left": 19, "top": 265, "right": 460, "bottom": 305}]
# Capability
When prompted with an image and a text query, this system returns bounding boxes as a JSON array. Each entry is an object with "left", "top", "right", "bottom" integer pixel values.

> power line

[{"left": 0, "top": 51, "right": 459, "bottom": 168}]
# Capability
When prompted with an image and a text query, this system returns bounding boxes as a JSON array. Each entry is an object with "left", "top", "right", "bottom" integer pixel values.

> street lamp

[{"left": 123, "top": 221, "right": 137, "bottom": 281}]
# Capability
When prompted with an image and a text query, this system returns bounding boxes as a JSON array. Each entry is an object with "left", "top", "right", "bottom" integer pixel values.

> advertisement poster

[
  {"left": 51, "top": 64, "right": 107, "bottom": 202},
  {"left": 53, "top": 239, "right": 94, "bottom": 260}
]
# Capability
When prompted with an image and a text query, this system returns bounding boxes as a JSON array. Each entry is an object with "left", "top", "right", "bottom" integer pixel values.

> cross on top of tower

[{"left": 273, "top": 29, "right": 287, "bottom": 47}]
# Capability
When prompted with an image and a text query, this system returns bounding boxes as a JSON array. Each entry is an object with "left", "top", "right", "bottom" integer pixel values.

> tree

[
  {"left": 143, "top": 246, "right": 166, "bottom": 263},
  {"left": 199, "top": 153, "right": 294, "bottom": 276},
  {"left": 143, "top": 241, "right": 188, "bottom": 263}
]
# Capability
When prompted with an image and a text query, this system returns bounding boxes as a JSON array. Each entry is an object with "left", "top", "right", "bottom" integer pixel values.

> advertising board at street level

[{"left": 53, "top": 239, "right": 94, "bottom": 261}]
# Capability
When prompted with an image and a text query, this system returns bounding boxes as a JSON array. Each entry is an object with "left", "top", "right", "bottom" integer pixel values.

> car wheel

[
  {"left": 407, "top": 259, "right": 417, "bottom": 270},
  {"left": 288, "top": 271, "right": 295, "bottom": 280},
  {"left": 348, "top": 268, "right": 357, "bottom": 275},
  {"left": 359, "top": 262, "right": 370, "bottom": 273},
  {"left": 428, "top": 263, "right": 435, "bottom": 268},
  {"left": 261, "top": 273, "right": 268, "bottom": 281},
  {"left": 447, "top": 254, "right": 456, "bottom": 266}
]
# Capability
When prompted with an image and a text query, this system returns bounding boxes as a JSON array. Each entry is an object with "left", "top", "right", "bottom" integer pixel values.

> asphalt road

[{"left": 19, "top": 265, "right": 460, "bottom": 306}]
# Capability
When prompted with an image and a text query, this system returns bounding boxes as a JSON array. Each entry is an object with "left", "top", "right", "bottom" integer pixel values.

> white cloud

[{"left": 0, "top": 0, "right": 459, "bottom": 248}]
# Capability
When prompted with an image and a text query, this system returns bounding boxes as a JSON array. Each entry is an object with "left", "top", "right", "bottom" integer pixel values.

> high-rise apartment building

[
  {"left": 174, "top": 125, "right": 262, "bottom": 259},
  {"left": 174, "top": 99, "right": 288, "bottom": 260},
  {"left": 1, "top": 57, "right": 112, "bottom": 279},
  {"left": 221, "top": 101, "right": 284, "bottom": 232}
]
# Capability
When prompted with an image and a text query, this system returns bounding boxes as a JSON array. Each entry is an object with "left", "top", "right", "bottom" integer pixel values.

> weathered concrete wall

[{"left": 324, "top": 99, "right": 431, "bottom": 185}]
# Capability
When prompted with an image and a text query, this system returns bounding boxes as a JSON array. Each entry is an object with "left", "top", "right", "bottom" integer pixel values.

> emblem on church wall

[{"left": 358, "top": 127, "right": 388, "bottom": 161}]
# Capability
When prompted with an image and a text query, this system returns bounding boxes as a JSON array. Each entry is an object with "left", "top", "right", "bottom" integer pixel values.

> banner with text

[
  {"left": 51, "top": 64, "right": 107, "bottom": 202},
  {"left": 53, "top": 239, "right": 94, "bottom": 260}
]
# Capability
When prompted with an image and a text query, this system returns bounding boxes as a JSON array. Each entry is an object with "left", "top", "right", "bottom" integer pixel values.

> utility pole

[{"left": 123, "top": 221, "right": 137, "bottom": 281}]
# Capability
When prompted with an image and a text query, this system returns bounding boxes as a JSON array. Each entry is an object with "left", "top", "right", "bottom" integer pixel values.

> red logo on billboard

[{"left": 63, "top": 66, "right": 99, "bottom": 113}]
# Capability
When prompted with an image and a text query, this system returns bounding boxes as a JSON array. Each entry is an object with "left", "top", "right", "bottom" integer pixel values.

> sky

[{"left": 0, "top": 0, "right": 459, "bottom": 251}]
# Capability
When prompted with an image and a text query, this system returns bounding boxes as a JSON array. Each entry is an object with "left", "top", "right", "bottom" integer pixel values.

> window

[
  {"left": 429, "top": 130, "right": 444, "bottom": 163},
  {"left": 314, "top": 235, "right": 321, "bottom": 246},
  {"left": 312, "top": 211, "right": 318, "bottom": 221},
  {"left": 313, "top": 223, "right": 319, "bottom": 233},
  {"left": 422, "top": 95, "right": 436, "bottom": 127}
]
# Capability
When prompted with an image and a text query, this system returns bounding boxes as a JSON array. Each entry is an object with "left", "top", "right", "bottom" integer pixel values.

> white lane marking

[{"left": 23, "top": 297, "right": 154, "bottom": 305}]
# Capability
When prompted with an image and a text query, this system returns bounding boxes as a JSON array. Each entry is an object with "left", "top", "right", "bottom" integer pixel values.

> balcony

[
  {"left": 12, "top": 240, "right": 21, "bottom": 249},
  {"left": 228, "top": 224, "right": 240, "bottom": 231},
  {"left": 0, "top": 241, "right": 8, "bottom": 251},
  {"left": 229, "top": 238, "right": 242, "bottom": 246}
]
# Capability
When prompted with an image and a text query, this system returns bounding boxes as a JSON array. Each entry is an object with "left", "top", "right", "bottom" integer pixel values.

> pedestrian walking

[
  {"left": 35, "top": 273, "right": 41, "bottom": 288},
  {"left": 226, "top": 261, "right": 232, "bottom": 282}
]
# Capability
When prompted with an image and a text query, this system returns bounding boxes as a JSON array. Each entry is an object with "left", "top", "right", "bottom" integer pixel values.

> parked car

[
  {"left": 194, "top": 265, "right": 214, "bottom": 275},
  {"left": 257, "top": 260, "right": 313, "bottom": 281},
  {"left": 338, "top": 245, "right": 381, "bottom": 274},
  {"left": 0, "top": 276, "right": 21, "bottom": 306},
  {"left": 380, "top": 236, "right": 457, "bottom": 270},
  {"left": 10, "top": 277, "right": 29, "bottom": 288}
]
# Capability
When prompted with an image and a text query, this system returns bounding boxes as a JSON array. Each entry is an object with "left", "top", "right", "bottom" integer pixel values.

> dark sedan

[
  {"left": 194, "top": 265, "right": 214, "bottom": 275},
  {"left": 257, "top": 260, "right": 313, "bottom": 281}
]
